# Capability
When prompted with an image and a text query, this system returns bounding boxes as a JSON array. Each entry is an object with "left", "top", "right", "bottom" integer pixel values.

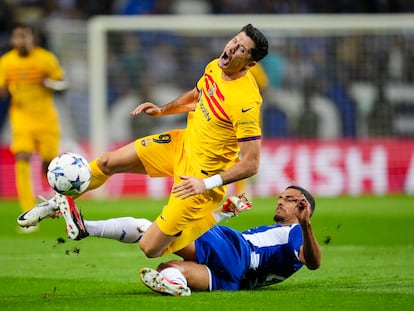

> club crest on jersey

[
  {"left": 208, "top": 83, "right": 216, "bottom": 96},
  {"left": 141, "top": 138, "right": 151, "bottom": 147}
]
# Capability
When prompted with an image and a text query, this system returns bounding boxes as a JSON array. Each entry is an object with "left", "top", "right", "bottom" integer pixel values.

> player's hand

[
  {"left": 131, "top": 102, "right": 162, "bottom": 117},
  {"left": 172, "top": 175, "right": 206, "bottom": 199},
  {"left": 296, "top": 194, "right": 311, "bottom": 226}
]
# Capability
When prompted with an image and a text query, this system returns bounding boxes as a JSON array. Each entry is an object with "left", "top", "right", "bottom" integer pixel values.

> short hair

[
  {"left": 286, "top": 185, "right": 316, "bottom": 216},
  {"left": 241, "top": 24, "right": 269, "bottom": 62},
  {"left": 11, "top": 22, "right": 34, "bottom": 34}
]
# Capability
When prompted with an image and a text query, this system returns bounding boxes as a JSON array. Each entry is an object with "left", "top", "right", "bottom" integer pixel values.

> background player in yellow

[
  {"left": 18, "top": 24, "right": 268, "bottom": 255},
  {"left": 0, "top": 23, "right": 68, "bottom": 231}
]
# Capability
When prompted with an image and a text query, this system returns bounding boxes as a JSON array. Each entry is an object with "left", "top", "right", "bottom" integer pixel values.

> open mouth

[{"left": 219, "top": 50, "right": 230, "bottom": 66}]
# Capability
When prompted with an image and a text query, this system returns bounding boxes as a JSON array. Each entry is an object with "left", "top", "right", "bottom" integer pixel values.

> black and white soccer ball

[{"left": 47, "top": 152, "right": 91, "bottom": 196}]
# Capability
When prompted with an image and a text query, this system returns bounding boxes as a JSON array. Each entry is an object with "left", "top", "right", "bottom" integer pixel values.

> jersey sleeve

[
  {"left": 233, "top": 101, "right": 262, "bottom": 141},
  {"left": 45, "top": 51, "right": 65, "bottom": 80},
  {"left": 230, "top": 71, "right": 262, "bottom": 141}
]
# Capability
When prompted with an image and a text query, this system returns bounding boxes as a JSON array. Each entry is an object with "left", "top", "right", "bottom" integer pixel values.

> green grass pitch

[{"left": 0, "top": 195, "right": 413, "bottom": 310}]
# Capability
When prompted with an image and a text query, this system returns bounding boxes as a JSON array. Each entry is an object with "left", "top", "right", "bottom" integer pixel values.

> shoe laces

[{"left": 37, "top": 195, "right": 60, "bottom": 217}]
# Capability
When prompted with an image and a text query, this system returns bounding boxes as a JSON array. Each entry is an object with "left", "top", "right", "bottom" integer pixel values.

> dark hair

[
  {"left": 241, "top": 24, "right": 268, "bottom": 62},
  {"left": 11, "top": 22, "right": 34, "bottom": 34},
  {"left": 286, "top": 185, "right": 316, "bottom": 216}
]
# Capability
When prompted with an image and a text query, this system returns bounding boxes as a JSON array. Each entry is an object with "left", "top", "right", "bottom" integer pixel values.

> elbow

[
  {"left": 139, "top": 242, "right": 163, "bottom": 259},
  {"left": 247, "top": 161, "right": 259, "bottom": 177},
  {"left": 307, "top": 257, "right": 321, "bottom": 270},
  {"left": 307, "top": 262, "right": 321, "bottom": 270}
]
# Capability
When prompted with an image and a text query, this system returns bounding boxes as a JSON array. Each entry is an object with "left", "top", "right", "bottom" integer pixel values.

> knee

[
  {"left": 15, "top": 152, "right": 31, "bottom": 162},
  {"left": 139, "top": 242, "right": 164, "bottom": 259},
  {"left": 157, "top": 261, "right": 183, "bottom": 272},
  {"left": 139, "top": 222, "right": 171, "bottom": 258},
  {"left": 139, "top": 240, "right": 163, "bottom": 258}
]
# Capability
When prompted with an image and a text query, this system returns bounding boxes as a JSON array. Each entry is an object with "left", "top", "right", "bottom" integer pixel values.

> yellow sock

[
  {"left": 162, "top": 213, "right": 217, "bottom": 255},
  {"left": 15, "top": 160, "right": 35, "bottom": 212},
  {"left": 87, "top": 158, "right": 110, "bottom": 191}
]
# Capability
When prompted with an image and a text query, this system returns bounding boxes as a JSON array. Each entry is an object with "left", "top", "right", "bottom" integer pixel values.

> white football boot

[
  {"left": 17, "top": 195, "right": 60, "bottom": 227},
  {"left": 140, "top": 268, "right": 191, "bottom": 297},
  {"left": 56, "top": 195, "right": 89, "bottom": 240},
  {"left": 221, "top": 194, "right": 252, "bottom": 215}
]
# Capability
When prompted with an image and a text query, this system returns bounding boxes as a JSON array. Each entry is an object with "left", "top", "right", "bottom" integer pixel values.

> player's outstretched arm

[
  {"left": 131, "top": 102, "right": 162, "bottom": 117},
  {"left": 42, "top": 78, "right": 69, "bottom": 92},
  {"left": 131, "top": 87, "right": 198, "bottom": 117},
  {"left": 297, "top": 195, "right": 321, "bottom": 270}
]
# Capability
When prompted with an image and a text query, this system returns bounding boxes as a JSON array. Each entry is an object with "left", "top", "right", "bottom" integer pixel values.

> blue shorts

[{"left": 195, "top": 226, "right": 251, "bottom": 291}]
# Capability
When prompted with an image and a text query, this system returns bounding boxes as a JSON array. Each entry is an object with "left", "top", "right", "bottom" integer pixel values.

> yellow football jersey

[
  {"left": 185, "top": 59, "right": 262, "bottom": 174},
  {"left": 0, "top": 47, "right": 64, "bottom": 125}
]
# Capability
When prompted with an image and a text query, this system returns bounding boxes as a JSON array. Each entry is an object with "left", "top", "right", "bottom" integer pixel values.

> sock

[
  {"left": 15, "top": 159, "right": 35, "bottom": 212},
  {"left": 84, "top": 217, "right": 152, "bottom": 243},
  {"left": 212, "top": 209, "right": 234, "bottom": 222},
  {"left": 160, "top": 267, "right": 187, "bottom": 286},
  {"left": 163, "top": 213, "right": 217, "bottom": 255},
  {"left": 87, "top": 158, "right": 110, "bottom": 191}
]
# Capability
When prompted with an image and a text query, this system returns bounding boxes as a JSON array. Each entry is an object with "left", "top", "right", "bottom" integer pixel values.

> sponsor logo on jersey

[{"left": 242, "top": 107, "right": 254, "bottom": 113}]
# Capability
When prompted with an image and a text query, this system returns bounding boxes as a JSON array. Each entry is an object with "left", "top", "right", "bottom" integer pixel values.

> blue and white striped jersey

[
  {"left": 240, "top": 224, "right": 304, "bottom": 289},
  {"left": 195, "top": 223, "right": 304, "bottom": 291}
]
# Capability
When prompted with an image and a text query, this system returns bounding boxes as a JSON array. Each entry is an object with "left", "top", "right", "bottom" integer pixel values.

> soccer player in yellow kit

[
  {"left": 18, "top": 24, "right": 268, "bottom": 255},
  {"left": 0, "top": 23, "right": 68, "bottom": 225}
]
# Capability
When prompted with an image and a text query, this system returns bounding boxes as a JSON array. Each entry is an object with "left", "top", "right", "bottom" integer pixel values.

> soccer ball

[{"left": 47, "top": 152, "right": 91, "bottom": 196}]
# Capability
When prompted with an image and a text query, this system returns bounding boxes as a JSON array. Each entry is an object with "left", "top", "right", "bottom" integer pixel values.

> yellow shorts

[
  {"left": 10, "top": 116, "right": 60, "bottom": 161},
  {"left": 135, "top": 129, "right": 226, "bottom": 236}
]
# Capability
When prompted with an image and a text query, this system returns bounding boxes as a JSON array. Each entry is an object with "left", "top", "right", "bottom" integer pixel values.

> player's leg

[
  {"left": 141, "top": 225, "right": 249, "bottom": 294},
  {"left": 56, "top": 194, "right": 152, "bottom": 241},
  {"left": 17, "top": 127, "right": 60, "bottom": 228},
  {"left": 84, "top": 140, "right": 145, "bottom": 193},
  {"left": 139, "top": 222, "right": 177, "bottom": 258},
  {"left": 84, "top": 217, "right": 152, "bottom": 243},
  {"left": 17, "top": 130, "right": 180, "bottom": 227},
  {"left": 86, "top": 130, "right": 183, "bottom": 192},
  {"left": 140, "top": 260, "right": 209, "bottom": 296},
  {"left": 141, "top": 185, "right": 223, "bottom": 257},
  {"left": 38, "top": 127, "right": 60, "bottom": 193},
  {"left": 11, "top": 122, "right": 36, "bottom": 215},
  {"left": 141, "top": 180, "right": 252, "bottom": 256},
  {"left": 140, "top": 266, "right": 192, "bottom": 296},
  {"left": 18, "top": 137, "right": 149, "bottom": 227},
  {"left": 14, "top": 152, "right": 35, "bottom": 213},
  {"left": 213, "top": 193, "right": 252, "bottom": 220},
  {"left": 61, "top": 192, "right": 250, "bottom": 244},
  {"left": 156, "top": 261, "right": 210, "bottom": 292}
]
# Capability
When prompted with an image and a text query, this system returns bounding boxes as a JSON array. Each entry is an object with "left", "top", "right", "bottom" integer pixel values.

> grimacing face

[
  {"left": 217, "top": 31, "right": 255, "bottom": 74},
  {"left": 273, "top": 188, "right": 302, "bottom": 223}
]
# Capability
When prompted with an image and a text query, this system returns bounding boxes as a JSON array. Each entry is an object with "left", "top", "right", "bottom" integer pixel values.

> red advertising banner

[{"left": 1, "top": 139, "right": 413, "bottom": 199}]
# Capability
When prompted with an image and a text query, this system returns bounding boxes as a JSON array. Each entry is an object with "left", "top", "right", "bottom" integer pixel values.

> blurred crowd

[{"left": 2, "top": 0, "right": 414, "bottom": 51}]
